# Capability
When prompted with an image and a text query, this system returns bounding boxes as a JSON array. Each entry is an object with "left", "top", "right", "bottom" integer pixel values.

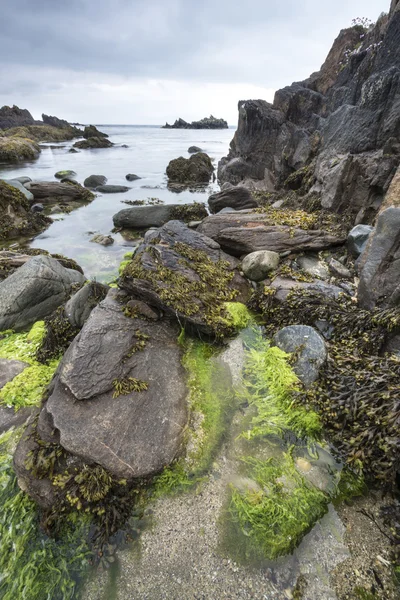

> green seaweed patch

[
  {"left": 239, "top": 330, "right": 321, "bottom": 441},
  {"left": 226, "top": 452, "right": 328, "bottom": 561},
  {"left": 251, "top": 206, "right": 319, "bottom": 229},
  {"left": 0, "top": 322, "right": 59, "bottom": 409},
  {"left": 223, "top": 302, "right": 252, "bottom": 330},
  {"left": 169, "top": 202, "right": 208, "bottom": 222},
  {"left": 112, "top": 377, "right": 148, "bottom": 397},
  {"left": 36, "top": 306, "right": 79, "bottom": 363},
  {"left": 0, "top": 429, "right": 91, "bottom": 600}
]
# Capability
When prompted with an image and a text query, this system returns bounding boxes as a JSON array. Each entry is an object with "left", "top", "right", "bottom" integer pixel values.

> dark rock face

[
  {"left": 0, "top": 105, "right": 35, "bottom": 129},
  {"left": 0, "top": 255, "right": 85, "bottom": 331},
  {"left": 166, "top": 152, "right": 214, "bottom": 184},
  {"left": 65, "top": 281, "right": 109, "bottom": 328},
  {"left": 83, "top": 174, "right": 107, "bottom": 188},
  {"left": 274, "top": 325, "right": 327, "bottom": 388},
  {"left": 25, "top": 181, "right": 94, "bottom": 204},
  {"left": 358, "top": 207, "right": 400, "bottom": 309},
  {"left": 119, "top": 220, "right": 250, "bottom": 337},
  {"left": 163, "top": 115, "right": 228, "bottom": 129},
  {"left": 96, "top": 184, "right": 130, "bottom": 193},
  {"left": 0, "top": 181, "right": 51, "bottom": 241},
  {"left": 219, "top": 8, "right": 400, "bottom": 220},
  {"left": 34, "top": 290, "right": 188, "bottom": 480},
  {"left": 197, "top": 212, "right": 345, "bottom": 256},
  {"left": 208, "top": 187, "right": 257, "bottom": 214},
  {"left": 42, "top": 114, "right": 81, "bottom": 135},
  {"left": 82, "top": 125, "right": 108, "bottom": 139},
  {"left": 125, "top": 173, "right": 141, "bottom": 181},
  {"left": 73, "top": 137, "right": 113, "bottom": 149},
  {"left": 188, "top": 146, "right": 202, "bottom": 153},
  {"left": 113, "top": 203, "right": 208, "bottom": 229}
]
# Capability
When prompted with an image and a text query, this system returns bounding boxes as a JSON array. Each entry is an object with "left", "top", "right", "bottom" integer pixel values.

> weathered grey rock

[
  {"left": 188, "top": 146, "right": 202, "bottom": 154},
  {"left": 198, "top": 213, "right": 345, "bottom": 257},
  {"left": 242, "top": 250, "right": 280, "bottom": 281},
  {"left": 0, "top": 406, "right": 33, "bottom": 435},
  {"left": 166, "top": 152, "right": 214, "bottom": 184},
  {"left": 68, "top": 148, "right": 79, "bottom": 153},
  {"left": 358, "top": 207, "right": 400, "bottom": 309},
  {"left": 113, "top": 203, "right": 207, "bottom": 229},
  {"left": 0, "top": 255, "right": 85, "bottom": 331},
  {"left": 327, "top": 257, "right": 352, "bottom": 279},
  {"left": 96, "top": 184, "right": 130, "bottom": 193},
  {"left": 90, "top": 233, "right": 114, "bottom": 246},
  {"left": 14, "top": 176, "right": 32, "bottom": 185},
  {"left": 274, "top": 325, "right": 327, "bottom": 387},
  {"left": 297, "top": 255, "right": 330, "bottom": 280},
  {"left": 65, "top": 281, "right": 109, "bottom": 329},
  {"left": 208, "top": 187, "right": 257, "bottom": 214},
  {"left": 0, "top": 181, "right": 51, "bottom": 241},
  {"left": 119, "top": 220, "right": 250, "bottom": 336},
  {"left": 31, "top": 203, "right": 44, "bottom": 212},
  {"left": 84, "top": 174, "right": 107, "bottom": 189},
  {"left": 270, "top": 277, "right": 346, "bottom": 303},
  {"left": 36, "top": 290, "right": 188, "bottom": 480},
  {"left": 2, "top": 178, "right": 34, "bottom": 201},
  {"left": 125, "top": 173, "right": 141, "bottom": 181},
  {"left": 0, "top": 358, "right": 29, "bottom": 389},
  {"left": 347, "top": 224, "right": 374, "bottom": 257},
  {"left": 82, "top": 125, "right": 108, "bottom": 139},
  {"left": 54, "top": 170, "right": 76, "bottom": 180},
  {"left": 25, "top": 181, "right": 94, "bottom": 204},
  {"left": 73, "top": 137, "right": 113, "bottom": 149}
]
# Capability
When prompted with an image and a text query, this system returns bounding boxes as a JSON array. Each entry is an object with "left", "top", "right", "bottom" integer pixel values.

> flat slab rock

[
  {"left": 113, "top": 203, "right": 207, "bottom": 229},
  {"left": 197, "top": 213, "right": 345, "bottom": 256},
  {"left": 119, "top": 220, "right": 250, "bottom": 336},
  {"left": 0, "top": 255, "right": 85, "bottom": 331},
  {"left": 37, "top": 289, "right": 188, "bottom": 479}
]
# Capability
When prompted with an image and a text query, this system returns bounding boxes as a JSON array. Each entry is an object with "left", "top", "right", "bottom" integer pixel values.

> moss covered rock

[
  {"left": 0, "top": 181, "right": 51, "bottom": 241},
  {"left": 166, "top": 152, "right": 214, "bottom": 184},
  {"left": 0, "top": 136, "right": 40, "bottom": 162}
]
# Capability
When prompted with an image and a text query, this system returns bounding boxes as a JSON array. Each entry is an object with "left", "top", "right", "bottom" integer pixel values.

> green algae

[
  {"left": 0, "top": 429, "right": 91, "bottom": 600},
  {"left": 223, "top": 302, "right": 252, "bottom": 330},
  {"left": 0, "top": 322, "right": 59, "bottom": 409}
]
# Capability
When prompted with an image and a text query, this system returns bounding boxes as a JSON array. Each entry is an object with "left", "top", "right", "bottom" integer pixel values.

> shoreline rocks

[
  {"left": 163, "top": 115, "right": 228, "bottom": 129},
  {"left": 113, "top": 203, "right": 208, "bottom": 229},
  {"left": 166, "top": 152, "right": 214, "bottom": 184}
]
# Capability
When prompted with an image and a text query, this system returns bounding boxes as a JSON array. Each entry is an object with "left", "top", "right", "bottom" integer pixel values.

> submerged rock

[
  {"left": 125, "top": 173, "right": 141, "bottom": 181},
  {"left": 274, "top": 325, "right": 327, "bottom": 387},
  {"left": 188, "top": 146, "right": 202, "bottom": 153},
  {"left": 113, "top": 203, "right": 207, "bottom": 228},
  {"left": 82, "top": 125, "right": 108, "bottom": 139},
  {"left": 0, "top": 255, "right": 85, "bottom": 331},
  {"left": 208, "top": 187, "right": 257, "bottom": 214},
  {"left": 166, "top": 152, "right": 214, "bottom": 184},
  {"left": 54, "top": 170, "right": 76, "bottom": 180},
  {"left": 73, "top": 137, "right": 113, "bottom": 149},
  {"left": 35, "top": 289, "right": 188, "bottom": 480},
  {"left": 119, "top": 220, "right": 250, "bottom": 337},
  {"left": 241, "top": 250, "right": 280, "bottom": 281},
  {"left": 90, "top": 233, "right": 114, "bottom": 246}
]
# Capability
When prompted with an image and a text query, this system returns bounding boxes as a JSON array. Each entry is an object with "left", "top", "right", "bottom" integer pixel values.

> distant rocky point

[{"left": 162, "top": 115, "right": 228, "bottom": 129}]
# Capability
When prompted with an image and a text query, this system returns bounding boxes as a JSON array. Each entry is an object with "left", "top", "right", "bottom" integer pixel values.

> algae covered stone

[
  {"left": 241, "top": 250, "right": 280, "bottom": 281},
  {"left": 166, "top": 152, "right": 214, "bottom": 184}
]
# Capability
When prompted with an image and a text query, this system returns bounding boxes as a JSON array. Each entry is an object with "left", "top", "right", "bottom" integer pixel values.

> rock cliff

[{"left": 219, "top": 4, "right": 400, "bottom": 223}]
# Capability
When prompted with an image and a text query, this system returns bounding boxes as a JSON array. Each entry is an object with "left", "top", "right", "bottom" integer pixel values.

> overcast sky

[{"left": 0, "top": 0, "right": 389, "bottom": 125}]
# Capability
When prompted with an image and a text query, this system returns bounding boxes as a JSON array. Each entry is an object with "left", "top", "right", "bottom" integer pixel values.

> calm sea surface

[{"left": 0, "top": 125, "right": 235, "bottom": 281}]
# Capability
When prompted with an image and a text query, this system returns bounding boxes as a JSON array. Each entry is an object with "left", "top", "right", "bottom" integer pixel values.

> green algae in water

[
  {"left": 0, "top": 322, "right": 59, "bottom": 409},
  {"left": 0, "top": 429, "right": 91, "bottom": 600},
  {"left": 239, "top": 330, "right": 322, "bottom": 441}
]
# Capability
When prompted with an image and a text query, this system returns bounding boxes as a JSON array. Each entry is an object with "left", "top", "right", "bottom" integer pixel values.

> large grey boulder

[
  {"left": 25, "top": 181, "right": 94, "bottom": 204},
  {"left": 347, "top": 224, "right": 374, "bottom": 257},
  {"left": 166, "top": 153, "right": 214, "bottom": 184},
  {"left": 0, "top": 255, "right": 85, "bottom": 331},
  {"left": 36, "top": 290, "right": 188, "bottom": 479},
  {"left": 358, "top": 207, "right": 400, "bottom": 309},
  {"left": 83, "top": 174, "right": 107, "bottom": 189},
  {"left": 96, "top": 184, "right": 130, "bottom": 193},
  {"left": 119, "top": 220, "right": 250, "bottom": 337},
  {"left": 241, "top": 250, "right": 280, "bottom": 281},
  {"left": 1, "top": 178, "right": 34, "bottom": 201},
  {"left": 113, "top": 203, "right": 207, "bottom": 229},
  {"left": 198, "top": 213, "right": 345, "bottom": 256},
  {"left": 208, "top": 186, "right": 257, "bottom": 214},
  {"left": 274, "top": 325, "right": 327, "bottom": 388}
]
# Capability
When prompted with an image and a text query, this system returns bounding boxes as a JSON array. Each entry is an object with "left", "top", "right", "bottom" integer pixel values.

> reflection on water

[{"left": 0, "top": 126, "right": 235, "bottom": 281}]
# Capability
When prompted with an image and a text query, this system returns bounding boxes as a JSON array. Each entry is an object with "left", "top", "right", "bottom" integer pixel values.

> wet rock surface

[
  {"left": 25, "top": 181, "right": 94, "bottom": 204},
  {"left": 0, "top": 358, "right": 29, "bottom": 389},
  {"left": 83, "top": 174, "right": 107, "bottom": 188},
  {"left": 208, "top": 186, "right": 257, "bottom": 214},
  {"left": 166, "top": 152, "right": 214, "bottom": 184},
  {"left": 113, "top": 203, "right": 208, "bottom": 228}
]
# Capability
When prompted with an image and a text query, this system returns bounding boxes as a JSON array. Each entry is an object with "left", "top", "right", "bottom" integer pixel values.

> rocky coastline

[
  {"left": 0, "top": 2, "right": 400, "bottom": 600},
  {"left": 163, "top": 115, "right": 228, "bottom": 129}
]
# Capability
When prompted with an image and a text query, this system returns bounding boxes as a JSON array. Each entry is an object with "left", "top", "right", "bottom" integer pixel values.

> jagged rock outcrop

[
  {"left": 0, "top": 105, "right": 35, "bottom": 130},
  {"left": 163, "top": 115, "right": 228, "bottom": 129},
  {"left": 73, "top": 136, "right": 113, "bottom": 149},
  {"left": 166, "top": 152, "right": 214, "bottom": 184},
  {"left": 0, "top": 181, "right": 51, "bottom": 241},
  {"left": 82, "top": 125, "right": 108, "bottom": 139},
  {"left": 42, "top": 114, "right": 81, "bottom": 136},
  {"left": 219, "top": 5, "right": 400, "bottom": 222}
]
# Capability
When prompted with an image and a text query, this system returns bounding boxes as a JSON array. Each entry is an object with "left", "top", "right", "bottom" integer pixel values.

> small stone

[
  {"left": 347, "top": 224, "right": 374, "bottom": 257},
  {"left": 241, "top": 250, "right": 280, "bottom": 281},
  {"left": 328, "top": 257, "right": 352, "bottom": 279},
  {"left": 126, "top": 174, "right": 141, "bottom": 181},
  {"left": 90, "top": 234, "right": 114, "bottom": 246},
  {"left": 297, "top": 255, "right": 329, "bottom": 280},
  {"left": 295, "top": 458, "right": 312, "bottom": 473}
]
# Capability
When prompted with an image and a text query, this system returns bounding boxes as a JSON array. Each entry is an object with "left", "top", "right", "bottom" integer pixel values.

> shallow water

[{"left": 0, "top": 125, "right": 234, "bottom": 280}]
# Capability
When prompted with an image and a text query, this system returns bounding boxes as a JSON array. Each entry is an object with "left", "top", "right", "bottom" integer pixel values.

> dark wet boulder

[
  {"left": 0, "top": 104, "right": 35, "bottom": 129},
  {"left": 25, "top": 181, "right": 94, "bottom": 204},
  {"left": 0, "top": 136, "right": 40, "bottom": 162},
  {"left": 188, "top": 146, "right": 202, "bottom": 153},
  {"left": 197, "top": 212, "right": 345, "bottom": 256},
  {"left": 125, "top": 173, "right": 141, "bottom": 181},
  {"left": 113, "top": 203, "right": 207, "bottom": 229},
  {"left": 64, "top": 281, "right": 109, "bottom": 329},
  {"left": 0, "top": 255, "right": 85, "bottom": 331},
  {"left": 347, "top": 224, "right": 374, "bottom": 257},
  {"left": 358, "top": 207, "right": 400, "bottom": 309},
  {"left": 208, "top": 186, "right": 257, "bottom": 214},
  {"left": 274, "top": 325, "right": 327, "bottom": 388},
  {"left": 54, "top": 170, "right": 76, "bottom": 180},
  {"left": 73, "top": 137, "right": 113, "bottom": 149},
  {"left": 83, "top": 125, "right": 108, "bottom": 139},
  {"left": 166, "top": 152, "right": 214, "bottom": 184},
  {"left": 119, "top": 220, "right": 250, "bottom": 337},
  {"left": 31, "top": 289, "right": 188, "bottom": 480},
  {"left": 0, "top": 181, "right": 51, "bottom": 241},
  {"left": 96, "top": 184, "right": 130, "bottom": 193},
  {"left": 84, "top": 174, "right": 107, "bottom": 189}
]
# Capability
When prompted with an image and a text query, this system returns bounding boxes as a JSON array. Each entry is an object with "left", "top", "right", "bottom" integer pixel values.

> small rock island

[{"left": 162, "top": 115, "right": 228, "bottom": 129}]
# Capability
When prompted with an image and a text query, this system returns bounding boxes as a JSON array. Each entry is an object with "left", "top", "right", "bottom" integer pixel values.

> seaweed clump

[
  {"left": 36, "top": 306, "right": 79, "bottom": 363},
  {"left": 250, "top": 287, "right": 400, "bottom": 486},
  {"left": 0, "top": 180, "right": 51, "bottom": 241},
  {"left": 169, "top": 202, "right": 208, "bottom": 222}
]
